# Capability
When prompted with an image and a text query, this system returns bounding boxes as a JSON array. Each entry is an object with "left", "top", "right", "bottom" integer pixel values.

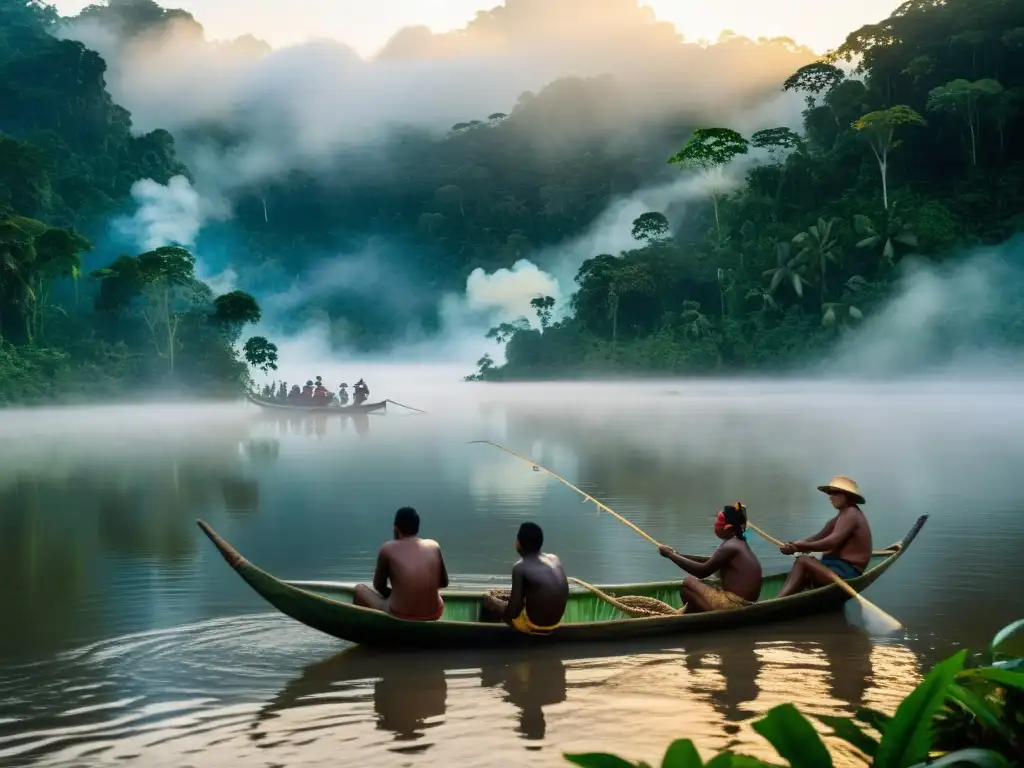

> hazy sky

[{"left": 52, "top": 0, "right": 905, "bottom": 57}]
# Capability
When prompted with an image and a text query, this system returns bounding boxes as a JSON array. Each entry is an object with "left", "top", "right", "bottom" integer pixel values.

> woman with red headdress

[{"left": 656, "top": 503, "right": 763, "bottom": 613}]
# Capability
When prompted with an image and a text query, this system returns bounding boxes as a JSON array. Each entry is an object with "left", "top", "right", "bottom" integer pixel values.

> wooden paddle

[
  {"left": 469, "top": 440, "right": 901, "bottom": 636},
  {"left": 745, "top": 521, "right": 902, "bottom": 635}
]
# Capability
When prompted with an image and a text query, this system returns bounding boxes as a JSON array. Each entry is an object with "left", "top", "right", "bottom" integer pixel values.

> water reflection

[
  {"left": 1, "top": 381, "right": 1021, "bottom": 766},
  {"left": 253, "top": 412, "right": 374, "bottom": 438},
  {"left": 480, "top": 652, "right": 568, "bottom": 741},
  {"left": 0, "top": 614, "right": 922, "bottom": 767},
  {"left": 257, "top": 647, "right": 568, "bottom": 752}
]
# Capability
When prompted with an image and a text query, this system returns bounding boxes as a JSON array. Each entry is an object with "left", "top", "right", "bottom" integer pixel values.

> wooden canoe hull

[
  {"left": 197, "top": 515, "right": 927, "bottom": 650},
  {"left": 246, "top": 392, "right": 386, "bottom": 414}
]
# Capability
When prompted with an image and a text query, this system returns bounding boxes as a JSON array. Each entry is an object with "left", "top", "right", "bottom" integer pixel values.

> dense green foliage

[
  {"left": 562, "top": 619, "right": 1024, "bottom": 766},
  {"left": 4, "top": 0, "right": 1023, "bottom": 398},
  {"left": 0, "top": 0, "right": 274, "bottom": 404},
  {"left": 54, "top": 0, "right": 816, "bottom": 351},
  {"left": 470, "top": 0, "right": 1024, "bottom": 380}
]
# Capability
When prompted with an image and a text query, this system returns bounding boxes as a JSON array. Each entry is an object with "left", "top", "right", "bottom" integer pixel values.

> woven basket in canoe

[
  {"left": 484, "top": 583, "right": 682, "bottom": 619},
  {"left": 567, "top": 578, "right": 683, "bottom": 618}
]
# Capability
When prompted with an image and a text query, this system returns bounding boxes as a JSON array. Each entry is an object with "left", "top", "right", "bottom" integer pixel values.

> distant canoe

[
  {"left": 246, "top": 392, "right": 386, "bottom": 414},
  {"left": 197, "top": 515, "right": 927, "bottom": 650}
]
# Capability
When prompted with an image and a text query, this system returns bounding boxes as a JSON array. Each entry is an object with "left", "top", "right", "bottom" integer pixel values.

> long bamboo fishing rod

[
  {"left": 467, "top": 440, "right": 662, "bottom": 546},
  {"left": 386, "top": 399, "right": 427, "bottom": 413},
  {"left": 470, "top": 439, "right": 900, "bottom": 633}
]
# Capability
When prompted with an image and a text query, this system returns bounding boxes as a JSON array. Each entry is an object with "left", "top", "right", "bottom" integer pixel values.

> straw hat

[{"left": 817, "top": 475, "right": 865, "bottom": 504}]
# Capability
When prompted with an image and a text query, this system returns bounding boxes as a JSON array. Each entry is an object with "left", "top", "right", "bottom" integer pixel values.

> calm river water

[{"left": 1, "top": 372, "right": 1022, "bottom": 767}]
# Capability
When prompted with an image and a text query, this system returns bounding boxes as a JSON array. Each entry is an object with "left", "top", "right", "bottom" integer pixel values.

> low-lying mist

[{"left": 54, "top": 0, "right": 816, "bottom": 358}]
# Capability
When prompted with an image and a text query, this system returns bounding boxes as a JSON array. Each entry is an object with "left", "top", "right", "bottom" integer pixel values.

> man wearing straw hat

[{"left": 775, "top": 475, "right": 874, "bottom": 598}]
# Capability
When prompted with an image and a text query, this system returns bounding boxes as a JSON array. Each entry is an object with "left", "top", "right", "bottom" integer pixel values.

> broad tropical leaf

[
  {"left": 855, "top": 707, "right": 893, "bottom": 732},
  {"left": 705, "top": 754, "right": 782, "bottom": 767},
  {"left": 908, "top": 748, "right": 1010, "bottom": 767},
  {"left": 660, "top": 739, "right": 704, "bottom": 767},
  {"left": 812, "top": 714, "right": 879, "bottom": 757},
  {"left": 991, "top": 619, "right": 1024, "bottom": 659},
  {"left": 874, "top": 649, "right": 968, "bottom": 768},
  {"left": 958, "top": 667, "right": 1024, "bottom": 689},
  {"left": 564, "top": 753, "right": 639, "bottom": 768},
  {"left": 750, "top": 703, "right": 833, "bottom": 768},
  {"left": 945, "top": 682, "right": 1009, "bottom": 739}
]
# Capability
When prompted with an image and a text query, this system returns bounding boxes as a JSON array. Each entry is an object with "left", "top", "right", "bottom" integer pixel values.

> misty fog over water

[{"left": 0, "top": 374, "right": 1021, "bottom": 766}]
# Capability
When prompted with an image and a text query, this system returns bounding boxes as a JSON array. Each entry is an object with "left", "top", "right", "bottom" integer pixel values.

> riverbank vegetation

[
  {"left": 0, "top": 0, "right": 276, "bottom": 404},
  {"left": 563, "top": 619, "right": 1024, "bottom": 766},
  {"left": 469, "top": 0, "right": 1024, "bottom": 380},
  {"left": 3, "top": 0, "right": 1022, "bottom": 399}
]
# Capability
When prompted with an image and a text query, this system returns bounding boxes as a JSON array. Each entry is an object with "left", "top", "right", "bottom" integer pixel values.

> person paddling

[
  {"left": 657, "top": 503, "right": 762, "bottom": 612},
  {"left": 354, "top": 507, "right": 449, "bottom": 621},
  {"left": 481, "top": 522, "right": 568, "bottom": 635},
  {"left": 774, "top": 475, "right": 873, "bottom": 598}
]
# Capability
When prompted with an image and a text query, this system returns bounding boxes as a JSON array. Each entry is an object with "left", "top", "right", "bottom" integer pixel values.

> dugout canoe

[
  {"left": 197, "top": 514, "right": 927, "bottom": 649},
  {"left": 246, "top": 392, "right": 386, "bottom": 414}
]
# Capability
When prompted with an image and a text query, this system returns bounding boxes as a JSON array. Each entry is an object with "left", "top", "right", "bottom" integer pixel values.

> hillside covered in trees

[
  {"left": 0, "top": 0, "right": 276, "bottom": 403},
  {"left": 469, "top": 0, "right": 1024, "bottom": 379},
  {"left": 2, "top": 0, "right": 1022, "bottom": 401}
]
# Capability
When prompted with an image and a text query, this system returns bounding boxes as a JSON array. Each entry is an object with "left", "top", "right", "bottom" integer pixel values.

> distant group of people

[
  {"left": 260, "top": 376, "right": 370, "bottom": 407},
  {"left": 353, "top": 474, "right": 872, "bottom": 634}
]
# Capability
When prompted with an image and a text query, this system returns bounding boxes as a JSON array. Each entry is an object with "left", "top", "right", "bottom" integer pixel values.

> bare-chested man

[
  {"left": 481, "top": 522, "right": 568, "bottom": 635},
  {"left": 775, "top": 475, "right": 872, "bottom": 598},
  {"left": 353, "top": 507, "right": 449, "bottom": 621},
  {"left": 658, "top": 503, "right": 763, "bottom": 612}
]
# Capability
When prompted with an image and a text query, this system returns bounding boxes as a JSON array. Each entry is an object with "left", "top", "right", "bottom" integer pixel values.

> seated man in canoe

[
  {"left": 657, "top": 503, "right": 762, "bottom": 612},
  {"left": 775, "top": 475, "right": 872, "bottom": 598},
  {"left": 354, "top": 506, "right": 450, "bottom": 621},
  {"left": 312, "top": 380, "right": 329, "bottom": 405},
  {"left": 481, "top": 522, "right": 568, "bottom": 635}
]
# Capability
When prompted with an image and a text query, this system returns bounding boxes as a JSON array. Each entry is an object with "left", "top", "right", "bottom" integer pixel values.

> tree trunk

[
  {"left": 967, "top": 114, "right": 977, "bottom": 166},
  {"left": 711, "top": 191, "right": 721, "bottom": 241},
  {"left": 879, "top": 156, "right": 889, "bottom": 210},
  {"left": 773, "top": 170, "right": 786, "bottom": 220}
]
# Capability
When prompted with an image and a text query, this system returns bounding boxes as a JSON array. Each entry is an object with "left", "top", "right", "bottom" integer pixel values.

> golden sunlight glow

[{"left": 52, "top": 0, "right": 907, "bottom": 57}]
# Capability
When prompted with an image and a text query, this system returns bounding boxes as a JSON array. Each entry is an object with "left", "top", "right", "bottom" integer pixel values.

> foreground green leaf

[
  {"left": 945, "top": 683, "right": 1009, "bottom": 739},
  {"left": 855, "top": 706, "right": 893, "bottom": 732},
  {"left": 813, "top": 714, "right": 879, "bottom": 757},
  {"left": 565, "top": 753, "right": 638, "bottom": 768},
  {"left": 875, "top": 649, "right": 968, "bottom": 768},
  {"left": 660, "top": 739, "right": 703, "bottom": 768},
  {"left": 704, "top": 754, "right": 782, "bottom": 767},
  {"left": 958, "top": 667, "right": 1024, "bottom": 690},
  {"left": 991, "top": 619, "right": 1024, "bottom": 659},
  {"left": 751, "top": 703, "right": 833, "bottom": 768},
  {"left": 909, "top": 748, "right": 1010, "bottom": 767}
]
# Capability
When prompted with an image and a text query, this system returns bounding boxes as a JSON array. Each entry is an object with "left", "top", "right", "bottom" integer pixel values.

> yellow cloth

[
  {"left": 511, "top": 608, "right": 560, "bottom": 635},
  {"left": 700, "top": 583, "right": 753, "bottom": 612}
]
